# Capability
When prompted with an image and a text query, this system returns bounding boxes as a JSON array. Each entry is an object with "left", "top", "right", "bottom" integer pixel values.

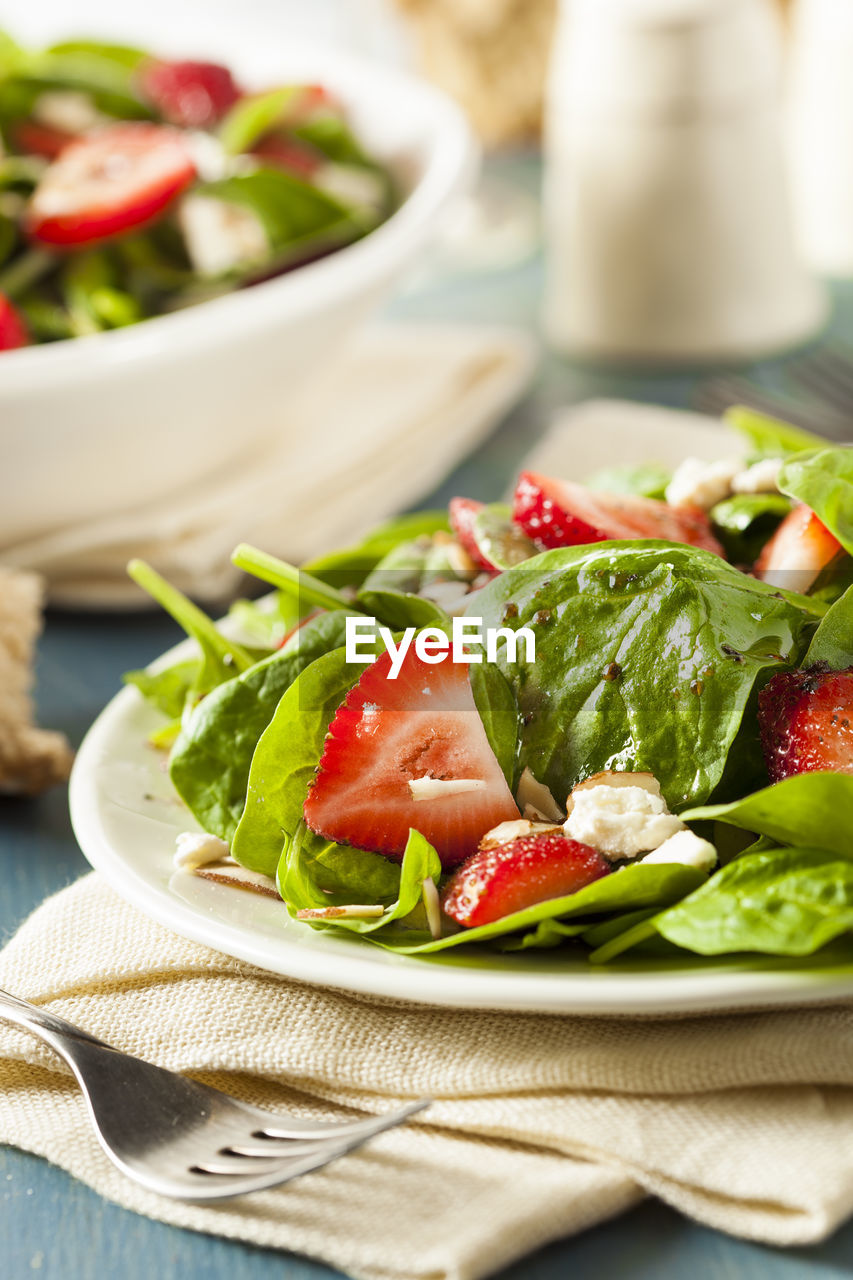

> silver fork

[{"left": 0, "top": 987, "right": 429, "bottom": 1201}]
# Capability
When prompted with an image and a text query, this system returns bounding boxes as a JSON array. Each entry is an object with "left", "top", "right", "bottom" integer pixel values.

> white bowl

[{"left": 0, "top": 2, "right": 477, "bottom": 546}]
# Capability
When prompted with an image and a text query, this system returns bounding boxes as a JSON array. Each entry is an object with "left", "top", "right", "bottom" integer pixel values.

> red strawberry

[
  {"left": 758, "top": 664, "right": 853, "bottom": 782},
  {"left": 512, "top": 471, "right": 723, "bottom": 556},
  {"left": 449, "top": 497, "right": 493, "bottom": 571},
  {"left": 11, "top": 118, "right": 75, "bottom": 159},
  {"left": 137, "top": 59, "right": 241, "bottom": 129},
  {"left": 303, "top": 647, "right": 519, "bottom": 868},
  {"left": 442, "top": 830, "right": 611, "bottom": 928},
  {"left": 754, "top": 504, "right": 842, "bottom": 593},
  {"left": 0, "top": 294, "right": 28, "bottom": 350},
  {"left": 26, "top": 124, "right": 196, "bottom": 248}
]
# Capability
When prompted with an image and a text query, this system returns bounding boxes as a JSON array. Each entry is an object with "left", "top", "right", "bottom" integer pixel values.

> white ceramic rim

[
  {"left": 0, "top": 43, "right": 477, "bottom": 388},
  {"left": 69, "top": 642, "right": 853, "bottom": 1017}
]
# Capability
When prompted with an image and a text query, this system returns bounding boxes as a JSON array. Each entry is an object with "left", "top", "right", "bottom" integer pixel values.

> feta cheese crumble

[
  {"left": 173, "top": 831, "right": 230, "bottom": 871},
  {"left": 564, "top": 778, "right": 685, "bottom": 859},
  {"left": 641, "top": 829, "right": 718, "bottom": 872},
  {"left": 730, "top": 456, "right": 784, "bottom": 495},
  {"left": 665, "top": 456, "right": 742, "bottom": 511},
  {"left": 178, "top": 194, "right": 268, "bottom": 276}
]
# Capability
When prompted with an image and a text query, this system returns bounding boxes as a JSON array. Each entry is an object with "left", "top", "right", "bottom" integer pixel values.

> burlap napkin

[{"left": 2, "top": 875, "right": 853, "bottom": 1279}]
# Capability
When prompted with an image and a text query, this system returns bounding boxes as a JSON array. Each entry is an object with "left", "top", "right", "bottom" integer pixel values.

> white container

[
  {"left": 543, "top": 0, "right": 825, "bottom": 361},
  {"left": 788, "top": 0, "right": 853, "bottom": 276}
]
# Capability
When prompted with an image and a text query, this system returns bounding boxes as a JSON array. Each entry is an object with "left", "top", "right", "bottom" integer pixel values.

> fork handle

[{"left": 0, "top": 987, "right": 109, "bottom": 1053}]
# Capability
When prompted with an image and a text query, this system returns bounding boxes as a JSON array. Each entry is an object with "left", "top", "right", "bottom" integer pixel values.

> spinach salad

[
  {"left": 0, "top": 30, "right": 396, "bottom": 348},
  {"left": 127, "top": 408, "right": 853, "bottom": 969}
]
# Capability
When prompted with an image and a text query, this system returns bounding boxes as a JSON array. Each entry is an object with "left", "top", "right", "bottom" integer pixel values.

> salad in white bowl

[{"left": 124, "top": 406, "right": 853, "bottom": 968}]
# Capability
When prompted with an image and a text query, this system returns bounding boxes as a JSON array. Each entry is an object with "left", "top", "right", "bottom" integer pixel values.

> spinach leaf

[
  {"left": 470, "top": 542, "right": 820, "bottom": 811},
  {"left": 46, "top": 40, "right": 148, "bottom": 71},
  {"left": 585, "top": 463, "right": 671, "bottom": 500},
  {"left": 228, "top": 591, "right": 304, "bottom": 648},
  {"left": 471, "top": 504, "right": 538, "bottom": 570},
  {"left": 218, "top": 87, "right": 301, "bottom": 155},
  {"left": 123, "top": 658, "right": 199, "bottom": 720},
  {"left": 682, "top": 772, "right": 853, "bottom": 858},
  {"left": 283, "top": 830, "right": 402, "bottom": 905},
  {"left": 356, "top": 539, "right": 455, "bottom": 627},
  {"left": 356, "top": 587, "right": 447, "bottom": 630},
  {"left": 469, "top": 660, "right": 520, "bottom": 789},
  {"left": 304, "top": 510, "right": 450, "bottom": 589},
  {"left": 196, "top": 169, "right": 356, "bottom": 257},
  {"left": 374, "top": 862, "right": 709, "bottom": 955},
  {"left": 710, "top": 493, "right": 792, "bottom": 564},
  {"left": 805, "top": 586, "right": 853, "bottom": 668},
  {"left": 779, "top": 446, "right": 853, "bottom": 557},
  {"left": 724, "top": 406, "right": 827, "bottom": 458},
  {"left": 127, "top": 559, "right": 253, "bottom": 695},
  {"left": 616, "top": 847, "right": 853, "bottom": 958},
  {"left": 169, "top": 611, "right": 355, "bottom": 842},
  {"left": 10, "top": 48, "right": 150, "bottom": 119},
  {"left": 231, "top": 641, "right": 383, "bottom": 874},
  {"left": 293, "top": 115, "right": 373, "bottom": 168},
  {"left": 278, "top": 826, "right": 440, "bottom": 935}
]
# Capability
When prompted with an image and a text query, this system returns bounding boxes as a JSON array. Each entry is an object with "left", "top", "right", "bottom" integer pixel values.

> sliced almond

[
  {"left": 408, "top": 776, "right": 486, "bottom": 801},
  {"left": 295, "top": 904, "right": 385, "bottom": 920},
  {"left": 479, "top": 818, "right": 561, "bottom": 850},
  {"left": 516, "top": 766, "right": 564, "bottom": 822},
  {"left": 421, "top": 877, "right": 442, "bottom": 940},
  {"left": 565, "top": 770, "right": 661, "bottom": 817},
  {"left": 196, "top": 862, "right": 280, "bottom": 900}
]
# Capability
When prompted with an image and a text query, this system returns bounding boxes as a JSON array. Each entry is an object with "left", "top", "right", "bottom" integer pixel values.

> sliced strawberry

[
  {"left": 26, "top": 124, "right": 196, "bottom": 248},
  {"left": 303, "top": 647, "right": 519, "bottom": 868},
  {"left": 512, "top": 471, "right": 724, "bottom": 556},
  {"left": 0, "top": 294, "right": 28, "bottom": 350},
  {"left": 10, "top": 118, "right": 75, "bottom": 159},
  {"left": 754, "top": 503, "right": 842, "bottom": 593},
  {"left": 137, "top": 59, "right": 241, "bottom": 129},
  {"left": 442, "top": 830, "right": 611, "bottom": 928},
  {"left": 449, "top": 498, "right": 493, "bottom": 571},
  {"left": 759, "top": 664, "right": 853, "bottom": 781},
  {"left": 251, "top": 133, "right": 321, "bottom": 178}
]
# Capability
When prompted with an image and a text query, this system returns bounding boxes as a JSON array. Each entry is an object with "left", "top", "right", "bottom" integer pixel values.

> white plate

[{"left": 70, "top": 643, "right": 853, "bottom": 1017}]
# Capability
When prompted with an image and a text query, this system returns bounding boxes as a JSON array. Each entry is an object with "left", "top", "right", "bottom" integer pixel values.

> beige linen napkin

[
  {"left": 2, "top": 876, "right": 853, "bottom": 1279},
  {"left": 1, "top": 325, "right": 535, "bottom": 610}
]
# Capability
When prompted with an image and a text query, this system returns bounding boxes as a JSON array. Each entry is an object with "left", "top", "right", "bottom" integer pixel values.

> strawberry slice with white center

[
  {"left": 303, "top": 647, "right": 519, "bottom": 868},
  {"left": 442, "top": 830, "right": 611, "bottom": 928},
  {"left": 754, "top": 503, "right": 842, "bottom": 593},
  {"left": 759, "top": 664, "right": 853, "bottom": 781},
  {"left": 26, "top": 123, "right": 196, "bottom": 248},
  {"left": 0, "top": 294, "right": 29, "bottom": 350},
  {"left": 137, "top": 59, "right": 241, "bottom": 129},
  {"left": 512, "top": 471, "right": 724, "bottom": 556}
]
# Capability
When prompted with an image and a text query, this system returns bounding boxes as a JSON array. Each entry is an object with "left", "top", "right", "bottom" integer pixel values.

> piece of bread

[{"left": 0, "top": 566, "right": 73, "bottom": 795}]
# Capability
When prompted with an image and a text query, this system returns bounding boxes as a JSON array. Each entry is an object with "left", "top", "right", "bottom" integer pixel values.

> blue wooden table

[{"left": 3, "top": 155, "right": 853, "bottom": 1279}]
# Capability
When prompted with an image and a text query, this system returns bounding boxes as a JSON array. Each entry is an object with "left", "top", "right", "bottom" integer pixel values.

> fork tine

[
  {"left": 227, "top": 1099, "right": 432, "bottom": 1156},
  {"left": 176, "top": 1101, "right": 431, "bottom": 1201}
]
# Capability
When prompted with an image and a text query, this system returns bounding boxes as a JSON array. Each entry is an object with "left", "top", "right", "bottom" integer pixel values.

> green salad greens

[
  {"left": 126, "top": 413, "right": 853, "bottom": 970},
  {"left": 0, "top": 30, "right": 396, "bottom": 348}
]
